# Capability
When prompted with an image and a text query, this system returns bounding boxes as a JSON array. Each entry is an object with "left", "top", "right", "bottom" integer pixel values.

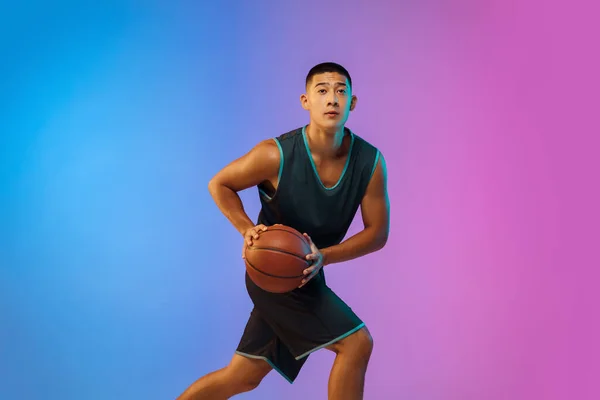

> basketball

[{"left": 244, "top": 225, "right": 312, "bottom": 293}]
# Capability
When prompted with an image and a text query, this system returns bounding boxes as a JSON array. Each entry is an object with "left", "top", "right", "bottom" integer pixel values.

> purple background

[{"left": 1, "top": 1, "right": 598, "bottom": 399}]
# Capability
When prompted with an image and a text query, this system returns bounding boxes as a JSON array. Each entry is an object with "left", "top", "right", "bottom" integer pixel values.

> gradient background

[{"left": 1, "top": 1, "right": 598, "bottom": 399}]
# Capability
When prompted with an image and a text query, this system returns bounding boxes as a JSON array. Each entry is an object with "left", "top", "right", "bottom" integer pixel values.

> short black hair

[{"left": 306, "top": 62, "right": 352, "bottom": 90}]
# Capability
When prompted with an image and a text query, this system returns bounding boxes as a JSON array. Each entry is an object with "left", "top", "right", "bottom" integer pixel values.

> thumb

[{"left": 303, "top": 233, "right": 314, "bottom": 244}]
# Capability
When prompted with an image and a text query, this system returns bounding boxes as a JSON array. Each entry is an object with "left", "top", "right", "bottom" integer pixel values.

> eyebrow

[{"left": 314, "top": 82, "right": 347, "bottom": 88}]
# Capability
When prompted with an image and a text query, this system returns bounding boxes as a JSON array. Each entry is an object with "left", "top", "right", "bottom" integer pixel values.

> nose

[{"left": 327, "top": 91, "right": 339, "bottom": 106}]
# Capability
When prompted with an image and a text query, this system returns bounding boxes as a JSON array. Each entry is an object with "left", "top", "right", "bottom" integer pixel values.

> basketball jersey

[{"left": 257, "top": 125, "right": 380, "bottom": 250}]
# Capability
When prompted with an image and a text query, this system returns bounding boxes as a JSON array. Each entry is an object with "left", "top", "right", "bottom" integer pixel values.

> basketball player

[{"left": 177, "top": 62, "right": 390, "bottom": 399}]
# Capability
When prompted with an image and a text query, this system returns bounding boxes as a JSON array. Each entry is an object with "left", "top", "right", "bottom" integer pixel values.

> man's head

[{"left": 301, "top": 62, "right": 357, "bottom": 130}]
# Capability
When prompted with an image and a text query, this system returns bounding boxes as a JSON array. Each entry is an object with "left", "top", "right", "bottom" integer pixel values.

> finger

[
  {"left": 303, "top": 266, "right": 314, "bottom": 275},
  {"left": 258, "top": 225, "right": 268, "bottom": 232},
  {"left": 253, "top": 225, "right": 268, "bottom": 239},
  {"left": 300, "top": 271, "right": 318, "bottom": 286},
  {"left": 305, "top": 253, "right": 318, "bottom": 261},
  {"left": 303, "top": 234, "right": 319, "bottom": 252}
]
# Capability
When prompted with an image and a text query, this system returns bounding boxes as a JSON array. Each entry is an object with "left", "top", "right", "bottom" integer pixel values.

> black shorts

[{"left": 235, "top": 270, "right": 365, "bottom": 383}]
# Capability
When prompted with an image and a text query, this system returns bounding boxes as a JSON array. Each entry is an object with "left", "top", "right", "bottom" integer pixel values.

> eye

[
  {"left": 318, "top": 89, "right": 327, "bottom": 94},
  {"left": 338, "top": 89, "right": 346, "bottom": 94}
]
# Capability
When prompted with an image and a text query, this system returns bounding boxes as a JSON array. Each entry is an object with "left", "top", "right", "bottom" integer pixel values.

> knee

[
  {"left": 224, "top": 364, "right": 268, "bottom": 393},
  {"left": 356, "top": 327, "right": 374, "bottom": 357},
  {"left": 235, "top": 376, "right": 262, "bottom": 393},
  {"left": 338, "top": 327, "right": 374, "bottom": 361}
]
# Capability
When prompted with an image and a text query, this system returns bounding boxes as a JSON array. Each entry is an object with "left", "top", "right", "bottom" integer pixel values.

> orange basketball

[{"left": 244, "top": 225, "right": 312, "bottom": 293}]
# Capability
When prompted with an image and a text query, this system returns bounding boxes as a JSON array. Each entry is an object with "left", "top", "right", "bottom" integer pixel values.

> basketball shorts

[{"left": 235, "top": 270, "right": 365, "bottom": 383}]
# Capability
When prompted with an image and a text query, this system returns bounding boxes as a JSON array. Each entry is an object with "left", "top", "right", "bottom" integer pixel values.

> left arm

[
  {"left": 321, "top": 153, "right": 390, "bottom": 265},
  {"left": 300, "top": 153, "right": 390, "bottom": 286}
]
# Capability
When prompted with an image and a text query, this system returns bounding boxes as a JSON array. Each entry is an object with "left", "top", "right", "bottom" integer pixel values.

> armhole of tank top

[
  {"left": 258, "top": 137, "right": 284, "bottom": 202},
  {"left": 369, "top": 149, "right": 381, "bottom": 182},
  {"left": 273, "top": 138, "right": 284, "bottom": 183}
]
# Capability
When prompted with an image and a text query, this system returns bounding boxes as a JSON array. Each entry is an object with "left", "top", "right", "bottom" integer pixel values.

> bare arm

[
  {"left": 320, "top": 153, "right": 390, "bottom": 265},
  {"left": 207, "top": 139, "right": 280, "bottom": 235}
]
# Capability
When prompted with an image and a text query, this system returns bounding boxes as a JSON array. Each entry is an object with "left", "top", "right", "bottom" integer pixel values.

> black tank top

[{"left": 257, "top": 125, "right": 380, "bottom": 250}]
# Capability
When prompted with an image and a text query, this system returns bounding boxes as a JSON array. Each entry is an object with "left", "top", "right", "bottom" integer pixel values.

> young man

[{"left": 177, "top": 62, "right": 390, "bottom": 400}]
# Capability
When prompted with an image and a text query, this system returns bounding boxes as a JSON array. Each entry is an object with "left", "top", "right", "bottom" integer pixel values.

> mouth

[{"left": 325, "top": 111, "right": 339, "bottom": 116}]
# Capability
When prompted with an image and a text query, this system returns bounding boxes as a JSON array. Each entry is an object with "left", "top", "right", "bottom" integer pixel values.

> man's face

[{"left": 301, "top": 72, "right": 357, "bottom": 129}]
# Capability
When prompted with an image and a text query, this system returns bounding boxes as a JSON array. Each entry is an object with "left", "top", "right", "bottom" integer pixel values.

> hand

[
  {"left": 299, "top": 233, "right": 324, "bottom": 288},
  {"left": 241, "top": 224, "right": 268, "bottom": 259}
]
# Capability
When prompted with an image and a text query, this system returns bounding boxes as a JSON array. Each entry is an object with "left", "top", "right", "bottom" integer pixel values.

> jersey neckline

[{"left": 301, "top": 125, "right": 355, "bottom": 191}]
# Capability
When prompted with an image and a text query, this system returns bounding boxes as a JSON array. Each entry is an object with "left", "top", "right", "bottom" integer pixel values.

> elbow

[
  {"left": 208, "top": 178, "right": 236, "bottom": 201},
  {"left": 207, "top": 177, "right": 220, "bottom": 197},
  {"left": 377, "top": 233, "right": 388, "bottom": 250},
  {"left": 371, "top": 227, "right": 389, "bottom": 251},
  {"left": 378, "top": 223, "right": 390, "bottom": 249}
]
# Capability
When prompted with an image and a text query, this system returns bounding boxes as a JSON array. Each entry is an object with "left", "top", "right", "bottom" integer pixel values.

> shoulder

[
  {"left": 350, "top": 131, "right": 378, "bottom": 152},
  {"left": 250, "top": 127, "right": 304, "bottom": 162},
  {"left": 349, "top": 131, "right": 387, "bottom": 182},
  {"left": 350, "top": 131, "right": 382, "bottom": 163},
  {"left": 252, "top": 138, "right": 281, "bottom": 164},
  {"left": 275, "top": 127, "right": 303, "bottom": 145}
]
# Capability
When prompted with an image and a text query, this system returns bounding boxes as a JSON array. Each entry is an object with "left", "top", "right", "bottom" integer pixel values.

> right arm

[{"left": 207, "top": 139, "right": 280, "bottom": 237}]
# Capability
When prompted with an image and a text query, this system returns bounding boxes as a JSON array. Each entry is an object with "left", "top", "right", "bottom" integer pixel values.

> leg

[
  {"left": 326, "top": 327, "right": 374, "bottom": 400},
  {"left": 176, "top": 354, "right": 272, "bottom": 400},
  {"left": 248, "top": 274, "right": 371, "bottom": 394}
]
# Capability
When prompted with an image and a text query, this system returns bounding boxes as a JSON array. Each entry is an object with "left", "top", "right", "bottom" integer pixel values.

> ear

[
  {"left": 349, "top": 95, "right": 358, "bottom": 111},
  {"left": 300, "top": 93, "right": 309, "bottom": 110}
]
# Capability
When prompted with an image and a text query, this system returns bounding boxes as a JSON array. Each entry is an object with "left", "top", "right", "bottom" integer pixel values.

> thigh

[{"left": 235, "top": 306, "right": 308, "bottom": 383}]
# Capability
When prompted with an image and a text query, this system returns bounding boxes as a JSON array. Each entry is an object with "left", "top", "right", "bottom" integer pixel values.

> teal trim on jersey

[
  {"left": 258, "top": 138, "right": 284, "bottom": 201},
  {"left": 294, "top": 322, "right": 366, "bottom": 360},
  {"left": 259, "top": 188, "right": 272, "bottom": 200},
  {"left": 235, "top": 351, "right": 294, "bottom": 384},
  {"left": 301, "top": 125, "right": 355, "bottom": 190},
  {"left": 369, "top": 150, "right": 380, "bottom": 181},
  {"left": 274, "top": 137, "right": 284, "bottom": 184}
]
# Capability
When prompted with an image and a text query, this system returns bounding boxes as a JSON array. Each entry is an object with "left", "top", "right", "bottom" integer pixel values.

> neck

[{"left": 305, "top": 123, "right": 347, "bottom": 157}]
